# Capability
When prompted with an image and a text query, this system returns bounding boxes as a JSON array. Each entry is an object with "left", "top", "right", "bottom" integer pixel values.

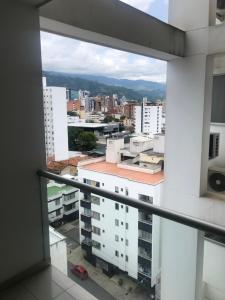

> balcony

[
  {"left": 81, "top": 237, "right": 92, "bottom": 252},
  {"left": 138, "top": 247, "right": 152, "bottom": 261},
  {"left": 80, "top": 198, "right": 91, "bottom": 209},
  {"left": 139, "top": 211, "right": 152, "bottom": 224},
  {"left": 81, "top": 225, "right": 92, "bottom": 238},
  {"left": 138, "top": 265, "right": 151, "bottom": 279},
  {"left": 138, "top": 230, "right": 152, "bottom": 243}
]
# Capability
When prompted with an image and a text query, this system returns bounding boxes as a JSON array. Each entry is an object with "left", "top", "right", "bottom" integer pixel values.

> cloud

[
  {"left": 120, "top": 0, "right": 155, "bottom": 13},
  {"left": 41, "top": 32, "right": 166, "bottom": 82}
]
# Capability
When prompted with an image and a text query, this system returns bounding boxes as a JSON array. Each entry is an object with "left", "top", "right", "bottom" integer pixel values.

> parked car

[{"left": 70, "top": 265, "right": 88, "bottom": 280}]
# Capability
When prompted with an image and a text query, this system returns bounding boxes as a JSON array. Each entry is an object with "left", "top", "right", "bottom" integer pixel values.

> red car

[{"left": 71, "top": 265, "right": 88, "bottom": 280}]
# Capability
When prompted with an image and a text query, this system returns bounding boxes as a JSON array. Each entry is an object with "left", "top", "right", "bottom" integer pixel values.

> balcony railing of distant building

[{"left": 38, "top": 170, "right": 225, "bottom": 237}]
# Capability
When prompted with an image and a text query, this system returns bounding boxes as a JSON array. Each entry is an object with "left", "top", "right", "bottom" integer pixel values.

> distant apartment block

[
  {"left": 43, "top": 77, "right": 68, "bottom": 161},
  {"left": 47, "top": 180, "right": 79, "bottom": 224},
  {"left": 78, "top": 137, "right": 164, "bottom": 287},
  {"left": 135, "top": 99, "right": 163, "bottom": 137}
]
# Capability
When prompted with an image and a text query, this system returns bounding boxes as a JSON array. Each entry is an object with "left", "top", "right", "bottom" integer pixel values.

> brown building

[
  {"left": 67, "top": 100, "right": 81, "bottom": 112},
  {"left": 123, "top": 102, "right": 138, "bottom": 119}
]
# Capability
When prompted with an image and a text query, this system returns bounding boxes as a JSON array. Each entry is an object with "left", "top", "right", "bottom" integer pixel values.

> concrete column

[
  {"left": 0, "top": 0, "right": 49, "bottom": 286},
  {"left": 161, "top": 1, "right": 216, "bottom": 299}
]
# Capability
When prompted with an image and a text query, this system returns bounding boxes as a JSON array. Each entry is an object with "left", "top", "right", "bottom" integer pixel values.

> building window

[
  {"left": 83, "top": 179, "right": 86, "bottom": 184},
  {"left": 115, "top": 203, "right": 119, "bottom": 210},
  {"left": 92, "top": 226, "right": 101, "bottom": 235},
  {"left": 121, "top": 254, "right": 123, "bottom": 257},
  {"left": 92, "top": 211, "right": 100, "bottom": 220},
  {"left": 125, "top": 239, "right": 129, "bottom": 246},
  {"left": 115, "top": 219, "right": 119, "bottom": 226},
  {"left": 115, "top": 186, "right": 119, "bottom": 193},
  {"left": 125, "top": 255, "right": 128, "bottom": 262},
  {"left": 56, "top": 209, "right": 61, "bottom": 216},
  {"left": 138, "top": 194, "right": 153, "bottom": 204},
  {"left": 121, "top": 238, "right": 123, "bottom": 241},
  {"left": 115, "top": 250, "right": 119, "bottom": 257},
  {"left": 121, "top": 222, "right": 123, "bottom": 226},
  {"left": 121, "top": 205, "right": 123, "bottom": 209},
  {"left": 102, "top": 183, "right": 104, "bottom": 186},
  {"left": 125, "top": 188, "right": 129, "bottom": 196},
  {"left": 126, "top": 223, "right": 129, "bottom": 230},
  {"left": 55, "top": 198, "right": 60, "bottom": 205},
  {"left": 92, "top": 240, "right": 101, "bottom": 250},
  {"left": 91, "top": 195, "right": 100, "bottom": 205},
  {"left": 126, "top": 206, "right": 129, "bottom": 213},
  {"left": 115, "top": 235, "right": 119, "bottom": 242},
  {"left": 121, "top": 188, "right": 123, "bottom": 192}
]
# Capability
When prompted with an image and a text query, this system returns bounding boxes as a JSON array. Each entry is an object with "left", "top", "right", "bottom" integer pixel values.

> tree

[
  {"left": 103, "top": 115, "right": 114, "bottom": 123},
  {"left": 68, "top": 127, "right": 82, "bottom": 150},
  {"left": 67, "top": 111, "right": 78, "bottom": 117},
  {"left": 77, "top": 132, "right": 98, "bottom": 151}
]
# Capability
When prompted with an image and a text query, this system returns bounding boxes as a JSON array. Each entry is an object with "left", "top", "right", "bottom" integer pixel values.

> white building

[
  {"left": 77, "top": 139, "right": 164, "bottom": 287},
  {"left": 47, "top": 180, "right": 79, "bottom": 224},
  {"left": 43, "top": 78, "right": 68, "bottom": 161},
  {"left": 135, "top": 99, "right": 163, "bottom": 137},
  {"left": 49, "top": 226, "right": 68, "bottom": 275}
]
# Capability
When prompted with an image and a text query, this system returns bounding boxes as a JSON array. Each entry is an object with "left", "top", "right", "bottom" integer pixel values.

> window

[
  {"left": 126, "top": 206, "right": 129, "bottom": 213},
  {"left": 115, "top": 219, "right": 119, "bottom": 226},
  {"left": 83, "top": 179, "right": 86, "bottom": 184},
  {"left": 92, "top": 211, "right": 100, "bottom": 220},
  {"left": 92, "top": 226, "right": 101, "bottom": 235},
  {"left": 138, "top": 194, "right": 153, "bottom": 204},
  {"left": 125, "top": 188, "right": 129, "bottom": 196},
  {"left": 126, "top": 223, "right": 129, "bottom": 230},
  {"left": 125, "top": 239, "right": 129, "bottom": 246},
  {"left": 121, "top": 205, "right": 123, "bottom": 209},
  {"left": 55, "top": 198, "right": 60, "bottom": 205},
  {"left": 102, "top": 183, "right": 104, "bottom": 186},
  {"left": 120, "top": 188, "right": 123, "bottom": 192},
  {"left": 121, "top": 238, "right": 123, "bottom": 241},
  {"left": 115, "top": 235, "right": 119, "bottom": 242},
  {"left": 209, "top": 133, "right": 220, "bottom": 159},
  {"left": 56, "top": 209, "right": 61, "bottom": 216},
  {"left": 92, "top": 240, "right": 101, "bottom": 250},
  {"left": 91, "top": 195, "right": 100, "bottom": 205},
  {"left": 121, "top": 222, "right": 123, "bottom": 226},
  {"left": 115, "top": 186, "right": 119, "bottom": 193},
  {"left": 115, "top": 203, "right": 119, "bottom": 210},
  {"left": 126, "top": 255, "right": 128, "bottom": 262},
  {"left": 115, "top": 250, "right": 119, "bottom": 257},
  {"left": 121, "top": 254, "right": 123, "bottom": 257},
  {"left": 64, "top": 192, "right": 75, "bottom": 201}
]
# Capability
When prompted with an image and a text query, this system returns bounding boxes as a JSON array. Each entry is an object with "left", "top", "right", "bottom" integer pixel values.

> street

[{"left": 67, "top": 261, "right": 116, "bottom": 300}]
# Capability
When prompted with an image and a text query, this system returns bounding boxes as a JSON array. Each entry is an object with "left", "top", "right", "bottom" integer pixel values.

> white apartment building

[
  {"left": 78, "top": 138, "right": 164, "bottom": 287},
  {"left": 47, "top": 181, "right": 79, "bottom": 224},
  {"left": 135, "top": 99, "right": 163, "bottom": 137},
  {"left": 43, "top": 77, "right": 68, "bottom": 161}
]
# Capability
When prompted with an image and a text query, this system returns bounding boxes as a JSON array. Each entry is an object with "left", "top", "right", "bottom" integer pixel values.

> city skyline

[{"left": 41, "top": 0, "right": 168, "bottom": 83}]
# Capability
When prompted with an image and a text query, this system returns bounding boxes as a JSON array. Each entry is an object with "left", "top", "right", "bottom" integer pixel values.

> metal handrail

[{"left": 38, "top": 169, "right": 225, "bottom": 237}]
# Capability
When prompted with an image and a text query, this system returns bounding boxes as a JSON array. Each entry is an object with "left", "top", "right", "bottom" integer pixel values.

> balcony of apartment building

[
  {"left": 80, "top": 193, "right": 91, "bottom": 209},
  {"left": 81, "top": 223, "right": 92, "bottom": 239},
  {"left": 80, "top": 208, "right": 92, "bottom": 223},
  {"left": 2, "top": 1, "right": 225, "bottom": 300}
]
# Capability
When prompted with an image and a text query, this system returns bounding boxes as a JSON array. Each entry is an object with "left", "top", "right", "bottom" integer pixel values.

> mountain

[{"left": 43, "top": 71, "right": 166, "bottom": 101}]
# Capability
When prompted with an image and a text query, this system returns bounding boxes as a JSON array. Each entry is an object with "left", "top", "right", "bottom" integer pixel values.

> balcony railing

[
  {"left": 138, "top": 247, "right": 151, "bottom": 260},
  {"left": 139, "top": 230, "right": 152, "bottom": 243},
  {"left": 38, "top": 170, "right": 225, "bottom": 237}
]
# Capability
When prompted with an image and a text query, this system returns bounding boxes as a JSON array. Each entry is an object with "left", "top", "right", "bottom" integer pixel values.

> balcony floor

[{"left": 0, "top": 265, "right": 97, "bottom": 300}]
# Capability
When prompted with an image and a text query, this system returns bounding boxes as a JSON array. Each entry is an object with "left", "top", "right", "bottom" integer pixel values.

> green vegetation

[{"left": 68, "top": 127, "right": 97, "bottom": 151}]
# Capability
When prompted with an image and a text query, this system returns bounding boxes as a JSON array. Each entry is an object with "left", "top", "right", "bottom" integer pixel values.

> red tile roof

[{"left": 81, "top": 161, "right": 164, "bottom": 185}]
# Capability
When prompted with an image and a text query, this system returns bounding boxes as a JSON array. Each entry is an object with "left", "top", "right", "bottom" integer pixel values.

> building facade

[
  {"left": 43, "top": 78, "right": 68, "bottom": 161},
  {"left": 135, "top": 100, "right": 163, "bottom": 137},
  {"left": 77, "top": 139, "right": 164, "bottom": 287}
]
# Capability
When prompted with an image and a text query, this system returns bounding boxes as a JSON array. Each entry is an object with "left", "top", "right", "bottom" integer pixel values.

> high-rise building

[
  {"left": 135, "top": 99, "right": 163, "bottom": 137},
  {"left": 43, "top": 78, "right": 68, "bottom": 161},
  {"left": 78, "top": 137, "right": 164, "bottom": 286}
]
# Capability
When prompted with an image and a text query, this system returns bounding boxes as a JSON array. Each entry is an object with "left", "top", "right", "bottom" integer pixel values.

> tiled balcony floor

[{"left": 0, "top": 266, "right": 97, "bottom": 300}]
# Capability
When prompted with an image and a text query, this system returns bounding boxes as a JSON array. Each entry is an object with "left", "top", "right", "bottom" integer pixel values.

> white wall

[
  {"left": 0, "top": 0, "right": 49, "bottom": 284},
  {"left": 203, "top": 239, "right": 225, "bottom": 300},
  {"left": 134, "top": 106, "right": 142, "bottom": 134}
]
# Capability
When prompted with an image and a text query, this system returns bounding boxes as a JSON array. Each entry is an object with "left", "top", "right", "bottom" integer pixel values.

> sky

[{"left": 41, "top": 0, "right": 168, "bottom": 83}]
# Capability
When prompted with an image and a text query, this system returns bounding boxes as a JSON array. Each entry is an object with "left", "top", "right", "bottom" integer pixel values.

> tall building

[
  {"left": 78, "top": 137, "right": 164, "bottom": 287},
  {"left": 43, "top": 78, "right": 68, "bottom": 161},
  {"left": 135, "top": 99, "right": 163, "bottom": 137}
]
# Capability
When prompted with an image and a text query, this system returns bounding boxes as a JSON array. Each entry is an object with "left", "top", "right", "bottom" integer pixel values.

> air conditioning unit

[{"left": 208, "top": 166, "right": 225, "bottom": 198}]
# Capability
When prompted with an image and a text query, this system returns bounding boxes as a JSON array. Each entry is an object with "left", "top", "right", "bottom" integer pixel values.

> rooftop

[
  {"left": 80, "top": 161, "right": 164, "bottom": 185},
  {"left": 47, "top": 184, "right": 75, "bottom": 198}
]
